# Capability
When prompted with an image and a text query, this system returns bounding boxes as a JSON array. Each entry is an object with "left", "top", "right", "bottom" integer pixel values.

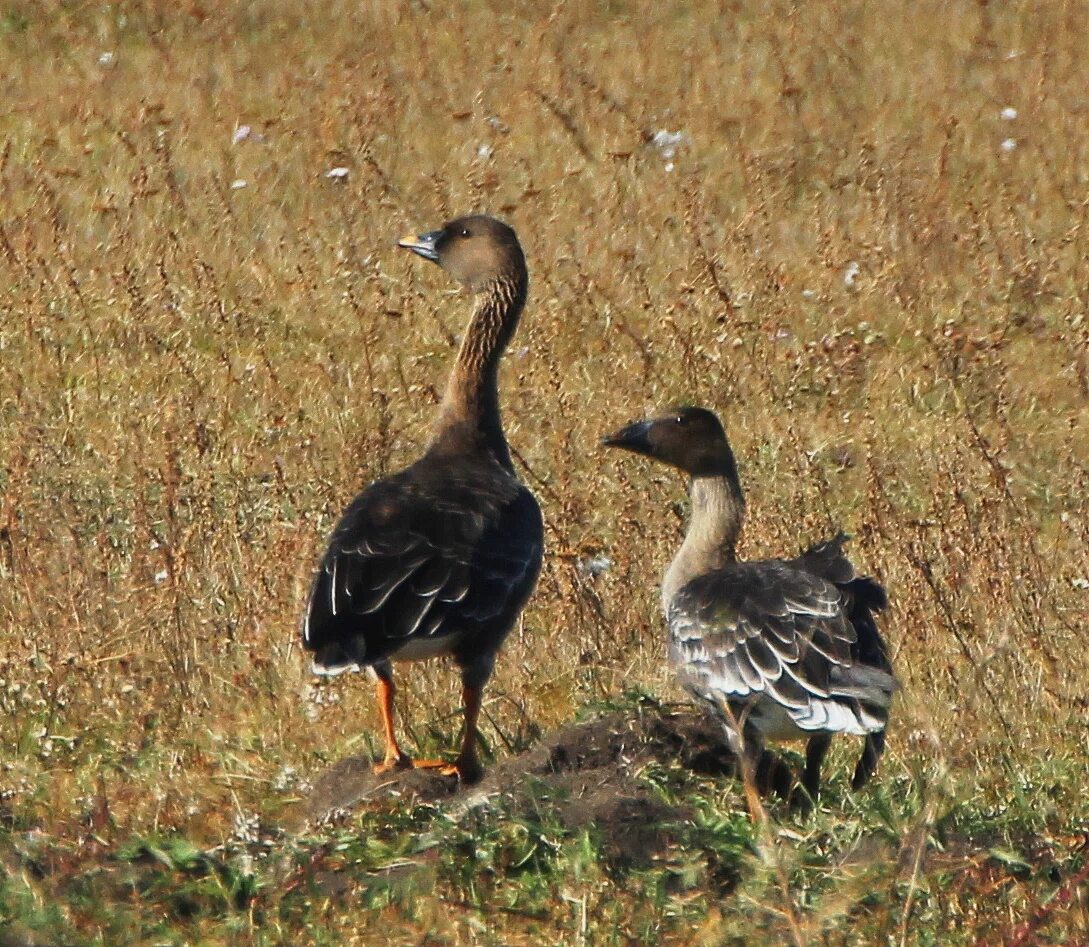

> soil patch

[{"left": 297, "top": 705, "right": 737, "bottom": 867}]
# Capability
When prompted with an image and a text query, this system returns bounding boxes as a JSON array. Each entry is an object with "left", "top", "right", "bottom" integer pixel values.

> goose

[
  {"left": 603, "top": 406, "right": 896, "bottom": 803},
  {"left": 302, "top": 215, "right": 543, "bottom": 784}
]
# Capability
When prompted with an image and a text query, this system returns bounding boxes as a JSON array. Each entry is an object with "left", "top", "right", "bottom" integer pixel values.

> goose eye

[
  {"left": 675, "top": 415, "right": 685, "bottom": 424},
  {"left": 458, "top": 227, "right": 470, "bottom": 238}
]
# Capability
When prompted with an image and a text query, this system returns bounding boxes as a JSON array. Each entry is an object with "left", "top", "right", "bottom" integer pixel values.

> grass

[{"left": 1, "top": 0, "right": 1087, "bottom": 942}]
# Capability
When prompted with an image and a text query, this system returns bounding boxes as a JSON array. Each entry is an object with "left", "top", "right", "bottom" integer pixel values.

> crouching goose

[
  {"left": 302, "top": 215, "right": 544, "bottom": 784},
  {"left": 603, "top": 406, "right": 896, "bottom": 803}
]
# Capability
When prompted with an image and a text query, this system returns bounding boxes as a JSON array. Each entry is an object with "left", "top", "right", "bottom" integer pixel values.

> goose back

[{"left": 304, "top": 448, "right": 543, "bottom": 677}]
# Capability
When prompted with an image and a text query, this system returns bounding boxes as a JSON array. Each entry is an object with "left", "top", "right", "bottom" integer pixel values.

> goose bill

[
  {"left": 398, "top": 230, "right": 442, "bottom": 262},
  {"left": 601, "top": 419, "right": 653, "bottom": 455}
]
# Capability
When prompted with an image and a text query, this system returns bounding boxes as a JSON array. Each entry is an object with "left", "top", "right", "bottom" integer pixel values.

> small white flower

[
  {"left": 1000, "top": 107, "right": 1018, "bottom": 121},
  {"left": 98, "top": 51, "right": 115, "bottom": 66},
  {"left": 578, "top": 555, "right": 613, "bottom": 578},
  {"left": 1072, "top": 577, "right": 1089, "bottom": 590},
  {"left": 843, "top": 261, "right": 861, "bottom": 288},
  {"left": 1001, "top": 138, "right": 1017, "bottom": 153},
  {"left": 273, "top": 766, "right": 295, "bottom": 791},
  {"left": 801, "top": 289, "right": 816, "bottom": 299},
  {"left": 154, "top": 568, "right": 169, "bottom": 584},
  {"left": 230, "top": 179, "right": 247, "bottom": 190},
  {"left": 232, "top": 125, "right": 251, "bottom": 145},
  {"left": 231, "top": 811, "right": 261, "bottom": 846},
  {"left": 651, "top": 129, "right": 687, "bottom": 161},
  {"left": 325, "top": 166, "right": 350, "bottom": 179},
  {"left": 305, "top": 684, "right": 341, "bottom": 708},
  {"left": 476, "top": 144, "right": 493, "bottom": 159},
  {"left": 651, "top": 129, "right": 686, "bottom": 171}
]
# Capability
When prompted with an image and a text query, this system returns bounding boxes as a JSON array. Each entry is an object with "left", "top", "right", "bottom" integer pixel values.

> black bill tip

[{"left": 601, "top": 419, "right": 653, "bottom": 453}]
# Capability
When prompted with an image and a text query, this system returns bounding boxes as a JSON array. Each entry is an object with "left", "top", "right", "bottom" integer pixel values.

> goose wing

[
  {"left": 790, "top": 533, "right": 893, "bottom": 675},
  {"left": 787, "top": 531, "right": 856, "bottom": 585},
  {"left": 302, "top": 458, "right": 543, "bottom": 672},
  {"left": 667, "top": 561, "right": 895, "bottom": 735}
]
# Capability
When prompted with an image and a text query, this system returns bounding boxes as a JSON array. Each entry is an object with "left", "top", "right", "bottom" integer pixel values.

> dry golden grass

[{"left": 1, "top": 1, "right": 1087, "bottom": 942}]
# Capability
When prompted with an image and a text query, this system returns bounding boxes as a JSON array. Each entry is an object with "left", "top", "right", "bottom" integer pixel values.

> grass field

[{"left": 1, "top": 1, "right": 1087, "bottom": 943}]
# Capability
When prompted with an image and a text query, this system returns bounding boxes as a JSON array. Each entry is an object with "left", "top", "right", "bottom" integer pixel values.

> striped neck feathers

[{"left": 432, "top": 273, "right": 527, "bottom": 466}]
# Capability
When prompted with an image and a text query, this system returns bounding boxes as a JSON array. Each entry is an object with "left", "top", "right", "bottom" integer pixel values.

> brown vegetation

[{"left": 1, "top": 1, "right": 1086, "bottom": 942}]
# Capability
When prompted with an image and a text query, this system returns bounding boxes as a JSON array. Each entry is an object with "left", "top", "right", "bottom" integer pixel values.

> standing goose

[
  {"left": 302, "top": 215, "right": 543, "bottom": 784},
  {"left": 603, "top": 407, "right": 896, "bottom": 802}
]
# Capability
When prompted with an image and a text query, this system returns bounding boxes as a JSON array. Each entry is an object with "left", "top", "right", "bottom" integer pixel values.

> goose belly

[
  {"left": 689, "top": 689, "right": 813, "bottom": 743},
  {"left": 743, "top": 699, "right": 812, "bottom": 742},
  {"left": 732, "top": 694, "right": 879, "bottom": 740},
  {"left": 389, "top": 630, "right": 464, "bottom": 662}
]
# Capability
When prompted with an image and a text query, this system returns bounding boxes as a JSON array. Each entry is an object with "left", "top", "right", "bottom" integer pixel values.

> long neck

[
  {"left": 662, "top": 471, "right": 746, "bottom": 608},
  {"left": 432, "top": 273, "right": 526, "bottom": 467}
]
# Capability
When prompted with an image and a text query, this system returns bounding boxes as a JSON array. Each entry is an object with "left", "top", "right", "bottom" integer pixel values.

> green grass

[{"left": 2, "top": 719, "right": 1085, "bottom": 944}]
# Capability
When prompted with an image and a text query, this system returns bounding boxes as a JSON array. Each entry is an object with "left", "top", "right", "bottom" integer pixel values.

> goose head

[
  {"left": 603, "top": 406, "right": 738, "bottom": 478},
  {"left": 399, "top": 215, "right": 525, "bottom": 293}
]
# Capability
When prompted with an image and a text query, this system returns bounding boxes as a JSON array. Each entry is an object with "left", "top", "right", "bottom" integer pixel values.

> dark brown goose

[
  {"left": 603, "top": 406, "right": 896, "bottom": 803},
  {"left": 302, "top": 215, "right": 543, "bottom": 783}
]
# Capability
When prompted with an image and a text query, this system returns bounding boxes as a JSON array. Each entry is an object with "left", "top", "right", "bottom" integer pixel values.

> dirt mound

[{"left": 298, "top": 705, "right": 737, "bottom": 867}]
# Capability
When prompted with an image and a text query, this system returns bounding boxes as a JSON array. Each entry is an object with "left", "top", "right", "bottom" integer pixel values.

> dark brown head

[
  {"left": 602, "top": 406, "right": 740, "bottom": 480},
  {"left": 399, "top": 215, "right": 526, "bottom": 293}
]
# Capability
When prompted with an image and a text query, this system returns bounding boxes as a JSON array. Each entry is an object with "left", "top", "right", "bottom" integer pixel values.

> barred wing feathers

[
  {"left": 667, "top": 561, "right": 896, "bottom": 737},
  {"left": 302, "top": 458, "right": 543, "bottom": 673},
  {"left": 789, "top": 532, "right": 893, "bottom": 676}
]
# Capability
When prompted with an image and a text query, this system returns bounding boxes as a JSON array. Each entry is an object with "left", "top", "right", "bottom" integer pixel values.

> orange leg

[
  {"left": 372, "top": 675, "right": 412, "bottom": 774},
  {"left": 412, "top": 684, "right": 484, "bottom": 783}
]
